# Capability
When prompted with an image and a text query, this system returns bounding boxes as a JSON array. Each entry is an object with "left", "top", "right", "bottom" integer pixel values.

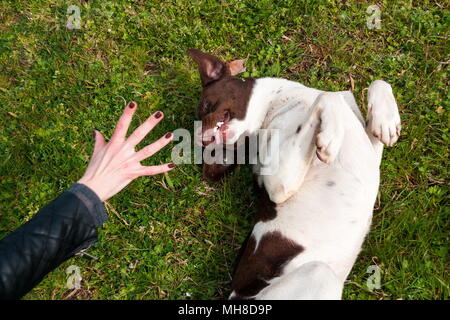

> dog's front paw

[{"left": 316, "top": 109, "right": 345, "bottom": 164}]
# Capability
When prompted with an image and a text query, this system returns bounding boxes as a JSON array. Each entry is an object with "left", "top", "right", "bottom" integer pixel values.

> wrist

[
  {"left": 77, "top": 178, "right": 105, "bottom": 202},
  {"left": 67, "top": 183, "right": 108, "bottom": 226}
]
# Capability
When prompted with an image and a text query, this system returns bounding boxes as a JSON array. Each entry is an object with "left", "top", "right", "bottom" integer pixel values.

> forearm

[{"left": 0, "top": 183, "right": 107, "bottom": 300}]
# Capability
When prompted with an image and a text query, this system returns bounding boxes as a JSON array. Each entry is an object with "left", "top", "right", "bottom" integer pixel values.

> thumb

[{"left": 93, "top": 130, "right": 106, "bottom": 154}]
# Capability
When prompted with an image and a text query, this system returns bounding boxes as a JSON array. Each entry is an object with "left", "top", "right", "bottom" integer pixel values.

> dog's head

[{"left": 188, "top": 49, "right": 255, "bottom": 181}]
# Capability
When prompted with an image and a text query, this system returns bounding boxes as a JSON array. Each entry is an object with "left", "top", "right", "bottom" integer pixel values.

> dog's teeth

[{"left": 213, "top": 121, "right": 224, "bottom": 133}]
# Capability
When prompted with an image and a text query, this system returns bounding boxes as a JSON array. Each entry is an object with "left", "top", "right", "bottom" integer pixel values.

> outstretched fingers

[
  {"left": 126, "top": 111, "right": 164, "bottom": 147},
  {"left": 92, "top": 130, "right": 106, "bottom": 154},
  {"left": 133, "top": 132, "right": 173, "bottom": 162},
  {"left": 135, "top": 163, "right": 175, "bottom": 177},
  {"left": 110, "top": 101, "right": 138, "bottom": 143}
]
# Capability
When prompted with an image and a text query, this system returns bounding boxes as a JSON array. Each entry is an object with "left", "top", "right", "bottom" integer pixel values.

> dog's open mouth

[{"left": 203, "top": 111, "right": 231, "bottom": 145}]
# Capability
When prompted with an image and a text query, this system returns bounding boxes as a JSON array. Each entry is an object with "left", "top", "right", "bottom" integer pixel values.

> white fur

[{"left": 229, "top": 78, "right": 401, "bottom": 299}]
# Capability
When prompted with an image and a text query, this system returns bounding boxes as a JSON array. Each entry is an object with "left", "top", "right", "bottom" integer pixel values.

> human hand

[{"left": 78, "top": 101, "right": 174, "bottom": 201}]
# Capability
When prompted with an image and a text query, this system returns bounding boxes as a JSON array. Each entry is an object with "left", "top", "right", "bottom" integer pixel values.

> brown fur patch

[
  {"left": 231, "top": 231, "right": 304, "bottom": 299},
  {"left": 197, "top": 76, "right": 255, "bottom": 127},
  {"left": 255, "top": 185, "right": 277, "bottom": 222}
]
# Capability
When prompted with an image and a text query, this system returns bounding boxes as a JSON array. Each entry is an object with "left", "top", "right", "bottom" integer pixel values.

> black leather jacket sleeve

[{"left": 0, "top": 183, "right": 108, "bottom": 300}]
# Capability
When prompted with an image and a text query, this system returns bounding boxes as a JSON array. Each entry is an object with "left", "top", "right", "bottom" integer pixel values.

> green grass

[{"left": 0, "top": 0, "right": 448, "bottom": 300}]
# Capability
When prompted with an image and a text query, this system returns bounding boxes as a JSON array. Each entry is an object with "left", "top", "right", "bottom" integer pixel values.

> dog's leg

[
  {"left": 261, "top": 92, "right": 347, "bottom": 204},
  {"left": 314, "top": 92, "right": 347, "bottom": 164},
  {"left": 259, "top": 106, "right": 319, "bottom": 204},
  {"left": 366, "top": 80, "right": 401, "bottom": 165},
  {"left": 257, "top": 261, "right": 343, "bottom": 300}
]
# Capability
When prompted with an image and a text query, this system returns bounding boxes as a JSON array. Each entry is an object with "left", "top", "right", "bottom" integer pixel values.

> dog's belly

[{"left": 252, "top": 133, "right": 380, "bottom": 282}]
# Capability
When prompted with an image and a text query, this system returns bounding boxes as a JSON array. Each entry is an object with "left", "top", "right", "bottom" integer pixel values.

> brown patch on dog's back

[{"left": 231, "top": 231, "right": 304, "bottom": 299}]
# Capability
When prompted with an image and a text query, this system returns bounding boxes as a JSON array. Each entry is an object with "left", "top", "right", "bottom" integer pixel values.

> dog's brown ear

[
  {"left": 188, "top": 49, "right": 227, "bottom": 86},
  {"left": 228, "top": 59, "right": 246, "bottom": 76}
]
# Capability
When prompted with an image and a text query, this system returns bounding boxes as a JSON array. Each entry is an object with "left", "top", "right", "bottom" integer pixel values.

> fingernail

[
  {"left": 155, "top": 111, "right": 162, "bottom": 119},
  {"left": 165, "top": 132, "right": 172, "bottom": 139},
  {"left": 168, "top": 163, "right": 175, "bottom": 168},
  {"left": 128, "top": 101, "right": 136, "bottom": 109}
]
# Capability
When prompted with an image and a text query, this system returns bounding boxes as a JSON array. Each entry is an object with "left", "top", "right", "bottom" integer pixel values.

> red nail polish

[
  {"left": 155, "top": 111, "right": 162, "bottom": 119},
  {"left": 165, "top": 132, "right": 172, "bottom": 139},
  {"left": 168, "top": 163, "right": 175, "bottom": 168}
]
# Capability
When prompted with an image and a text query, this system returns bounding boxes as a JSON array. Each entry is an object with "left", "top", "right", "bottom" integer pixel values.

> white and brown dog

[{"left": 188, "top": 49, "right": 401, "bottom": 299}]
